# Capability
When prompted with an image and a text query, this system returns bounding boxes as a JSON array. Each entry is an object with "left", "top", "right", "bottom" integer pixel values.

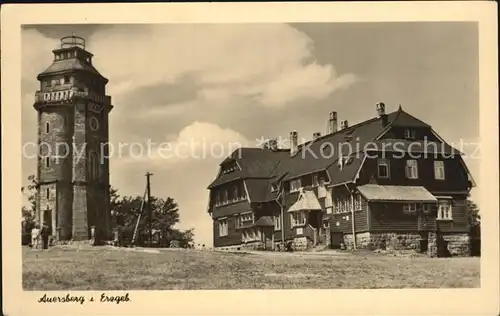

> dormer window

[
  {"left": 377, "top": 158, "right": 390, "bottom": 178},
  {"left": 221, "top": 161, "right": 238, "bottom": 174},
  {"left": 404, "top": 129, "right": 416, "bottom": 139},
  {"left": 63, "top": 76, "right": 70, "bottom": 84}
]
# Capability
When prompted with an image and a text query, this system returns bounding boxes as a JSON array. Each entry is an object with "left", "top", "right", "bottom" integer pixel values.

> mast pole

[{"left": 146, "top": 172, "right": 153, "bottom": 247}]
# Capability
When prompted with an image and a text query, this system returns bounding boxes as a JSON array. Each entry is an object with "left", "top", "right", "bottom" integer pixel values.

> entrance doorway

[{"left": 43, "top": 210, "right": 52, "bottom": 230}]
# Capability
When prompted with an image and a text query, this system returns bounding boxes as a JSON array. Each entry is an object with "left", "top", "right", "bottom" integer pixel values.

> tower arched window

[{"left": 89, "top": 151, "right": 99, "bottom": 181}]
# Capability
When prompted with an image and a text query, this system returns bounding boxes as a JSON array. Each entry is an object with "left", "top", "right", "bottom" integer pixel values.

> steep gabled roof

[
  {"left": 208, "top": 107, "right": 462, "bottom": 202},
  {"left": 271, "top": 110, "right": 401, "bottom": 182},
  {"left": 207, "top": 147, "right": 288, "bottom": 189}
]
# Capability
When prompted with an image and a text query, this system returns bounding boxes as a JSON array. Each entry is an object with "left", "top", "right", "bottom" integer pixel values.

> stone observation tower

[{"left": 33, "top": 35, "right": 113, "bottom": 242}]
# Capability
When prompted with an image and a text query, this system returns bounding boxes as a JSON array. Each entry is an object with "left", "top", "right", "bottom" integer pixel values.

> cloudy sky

[{"left": 22, "top": 22, "right": 479, "bottom": 246}]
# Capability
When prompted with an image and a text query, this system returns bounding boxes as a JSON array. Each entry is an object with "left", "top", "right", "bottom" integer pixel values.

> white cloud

[
  {"left": 21, "top": 24, "right": 358, "bottom": 246},
  {"left": 114, "top": 121, "right": 250, "bottom": 168},
  {"left": 86, "top": 24, "right": 357, "bottom": 108}
]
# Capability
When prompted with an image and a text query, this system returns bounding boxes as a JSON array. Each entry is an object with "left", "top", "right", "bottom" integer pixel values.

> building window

[
  {"left": 241, "top": 228, "right": 260, "bottom": 243},
  {"left": 274, "top": 212, "right": 281, "bottom": 231},
  {"left": 354, "top": 194, "right": 362, "bottom": 210},
  {"left": 290, "top": 211, "right": 306, "bottom": 227},
  {"left": 45, "top": 157, "right": 50, "bottom": 168},
  {"left": 403, "top": 203, "right": 417, "bottom": 215},
  {"left": 46, "top": 188, "right": 50, "bottom": 199},
  {"left": 404, "top": 129, "right": 416, "bottom": 139},
  {"left": 377, "top": 158, "right": 390, "bottom": 178},
  {"left": 422, "top": 204, "right": 432, "bottom": 214},
  {"left": 434, "top": 160, "right": 445, "bottom": 180},
  {"left": 437, "top": 200, "right": 452, "bottom": 220},
  {"left": 405, "top": 160, "right": 419, "bottom": 179},
  {"left": 223, "top": 189, "right": 229, "bottom": 204},
  {"left": 214, "top": 191, "right": 221, "bottom": 206},
  {"left": 290, "top": 178, "right": 302, "bottom": 192},
  {"left": 64, "top": 76, "right": 70, "bottom": 84},
  {"left": 89, "top": 151, "right": 99, "bottom": 181},
  {"left": 240, "top": 212, "right": 254, "bottom": 227},
  {"left": 312, "top": 174, "right": 319, "bottom": 187},
  {"left": 218, "top": 218, "right": 228, "bottom": 237},
  {"left": 45, "top": 122, "right": 50, "bottom": 133}
]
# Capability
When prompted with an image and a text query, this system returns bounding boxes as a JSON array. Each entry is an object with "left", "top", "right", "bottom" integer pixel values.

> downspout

[
  {"left": 344, "top": 184, "right": 356, "bottom": 250},
  {"left": 275, "top": 183, "right": 285, "bottom": 250}
]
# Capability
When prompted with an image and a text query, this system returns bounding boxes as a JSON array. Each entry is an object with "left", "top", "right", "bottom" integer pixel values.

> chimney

[
  {"left": 328, "top": 111, "right": 338, "bottom": 134},
  {"left": 376, "top": 102, "right": 388, "bottom": 126},
  {"left": 290, "top": 131, "right": 298, "bottom": 155},
  {"left": 263, "top": 138, "right": 278, "bottom": 151},
  {"left": 340, "top": 120, "right": 349, "bottom": 130},
  {"left": 313, "top": 132, "right": 321, "bottom": 140},
  {"left": 269, "top": 138, "right": 278, "bottom": 151}
]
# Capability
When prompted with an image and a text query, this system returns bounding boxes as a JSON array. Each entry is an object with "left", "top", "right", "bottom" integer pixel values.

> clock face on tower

[{"left": 89, "top": 116, "right": 100, "bottom": 131}]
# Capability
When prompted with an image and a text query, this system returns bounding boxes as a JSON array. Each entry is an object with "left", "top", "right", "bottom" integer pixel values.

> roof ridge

[{"left": 293, "top": 110, "right": 400, "bottom": 154}]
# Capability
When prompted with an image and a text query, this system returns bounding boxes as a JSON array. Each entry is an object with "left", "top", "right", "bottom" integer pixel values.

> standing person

[
  {"left": 31, "top": 224, "right": 40, "bottom": 249},
  {"left": 41, "top": 223, "right": 50, "bottom": 250}
]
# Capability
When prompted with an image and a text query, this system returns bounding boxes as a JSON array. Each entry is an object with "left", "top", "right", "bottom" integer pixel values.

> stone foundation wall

[
  {"left": 442, "top": 233, "right": 470, "bottom": 257},
  {"left": 292, "top": 237, "right": 309, "bottom": 251},
  {"left": 342, "top": 231, "right": 470, "bottom": 257},
  {"left": 343, "top": 232, "right": 370, "bottom": 249},
  {"left": 371, "top": 232, "right": 423, "bottom": 251},
  {"left": 215, "top": 241, "right": 264, "bottom": 251}
]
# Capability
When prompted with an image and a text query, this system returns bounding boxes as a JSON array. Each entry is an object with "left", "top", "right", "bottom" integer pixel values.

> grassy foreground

[{"left": 23, "top": 246, "right": 480, "bottom": 290}]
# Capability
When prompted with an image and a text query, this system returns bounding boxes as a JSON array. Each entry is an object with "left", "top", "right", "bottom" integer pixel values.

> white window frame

[
  {"left": 290, "top": 211, "right": 306, "bottom": 227},
  {"left": 437, "top": 200, "right": 453, "bottom": 220},
  {"left": 354, "top": 194, "right": 362, "bottom": 210},
  {"left": 377, "top": 158, "right": 390, "bottom": 178},
  {"left": 434, "top": 160, "right": 445, "bottom": 180},
  {"left": 240, "top": 212, "right": 254, "bottom": 227},
  {"left": 290, "top": 179, "right": 302, "bottom": 192},
  {"left": 218, "top": 218, "right": 228, "bottom": 237},
  {"left": 274, "top": 212, "right": 281, "bottom": 231},
  {"left": 402, "top": 203, "right": 417, "bottom": 215},
  {"left": 405, "top": 160, "right": 419, "bottom": 179},
  {"left": 312, "top": 174, "right": 319, "bottom": 187}
]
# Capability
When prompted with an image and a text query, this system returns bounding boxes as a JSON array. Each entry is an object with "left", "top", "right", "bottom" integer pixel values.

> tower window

[
  {"left": 89, "top": 152, "right": 100, "bottom": 181},
  {"left": 45, "top": 157, "right": 50, "bottom": 168},
  {"left": 45, "top": 122, "right": 50, "bottom": 133},
  {"left": 46, "top": 188, "right": 50, "bottom": 199}
]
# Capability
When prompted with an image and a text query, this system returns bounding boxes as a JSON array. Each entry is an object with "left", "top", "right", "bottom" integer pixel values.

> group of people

[{"left": 30, "top": 223, "right": 51, "bottom": 249}]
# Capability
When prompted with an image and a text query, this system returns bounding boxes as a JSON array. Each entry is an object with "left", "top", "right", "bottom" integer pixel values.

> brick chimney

[
  {"left": 290, "top": 131, "right": 298, "bottom": 155},
  {"left": 340, "top": 120, "right": 349, "bottom": 130},
  {"left": 313, "top": 132, "right": 321, "bottom": 140},
  {"left": 376, "top": 102, "right": 389, "bottom": 126},
  {"left": 328, "top": 111, "right": 338, "bottom": 134}
]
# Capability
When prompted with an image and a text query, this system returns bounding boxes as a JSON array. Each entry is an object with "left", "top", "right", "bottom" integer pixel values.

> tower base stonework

[{"left": 72, "top": 184, "right": 89, "bottom": 240}]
